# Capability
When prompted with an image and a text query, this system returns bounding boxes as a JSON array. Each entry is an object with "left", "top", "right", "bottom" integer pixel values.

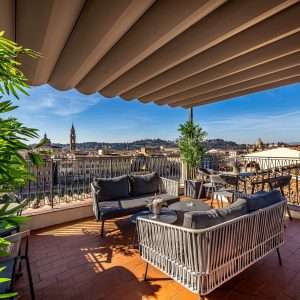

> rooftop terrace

[{"left": 16, "top": 210, "right": 300, "bottom": 300}]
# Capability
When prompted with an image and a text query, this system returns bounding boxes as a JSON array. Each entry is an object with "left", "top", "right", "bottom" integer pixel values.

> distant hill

[
  {"left": 204, "top": 139, "right": 247, "bottom": 150},
  {"left": 46, "top": 138, "right": 246, "bottom": 151},
  {"left": 50, "top": 139, "right": 177, "bottom": 151}
]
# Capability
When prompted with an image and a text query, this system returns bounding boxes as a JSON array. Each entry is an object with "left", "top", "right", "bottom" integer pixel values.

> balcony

[
  {"left": 2, "top": 2, "right": 300, "bottom": 298},
  {"left": 10, "top": 156, "right": 299, "bottom": 299},
  {"left": 16, "top": 214, "right": 300, "bottom": 300}
]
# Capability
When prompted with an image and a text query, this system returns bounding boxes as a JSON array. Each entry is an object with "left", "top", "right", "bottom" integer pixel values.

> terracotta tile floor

[{"left": 16, "top": 216, "right": 300, "bottom": 300}]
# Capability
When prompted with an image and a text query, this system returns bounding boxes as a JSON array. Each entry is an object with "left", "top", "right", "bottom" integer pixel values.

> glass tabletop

[
  {"left": 130, "top": 207, "right": 177, "bottom": 224},
  {"left": 169, "top": 199, "right": 210, "bottom": 213}
]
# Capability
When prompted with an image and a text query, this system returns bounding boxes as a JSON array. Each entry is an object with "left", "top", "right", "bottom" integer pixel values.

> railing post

[
  {"left": 50, "top": 158, "right": 54, "bottom": 208},
  {"left": 181, "top": 160, "right": 188, "bottom": 184},
  {"left": 109, "top": 158, "right": 113, "bottom": 178}
]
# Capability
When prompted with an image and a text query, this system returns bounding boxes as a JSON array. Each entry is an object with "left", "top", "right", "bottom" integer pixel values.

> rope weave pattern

[{"left": 137, "top": 201, "right": 285, "bottom": 295}]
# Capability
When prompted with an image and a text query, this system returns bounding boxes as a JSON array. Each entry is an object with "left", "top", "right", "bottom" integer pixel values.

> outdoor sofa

[
  {"left": 137, "top": 190, "right": 286, "bottom": 299},
  {"left": 91, "top": 172, "right": 179, "bottom": 237}
]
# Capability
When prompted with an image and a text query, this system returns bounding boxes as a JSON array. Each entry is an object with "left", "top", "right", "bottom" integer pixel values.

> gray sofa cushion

[
  {"left": 129, "top": 172, "right": 160, "bottom": 196},
  {"left": 245, "top": 190, "right": 283, "bottom": 212},
  {"left": 183, "top": 198, "right": 248, "bottom": 229},
  {"left": 183, "top": 209, "right": 221, "bottom": 229},
  {"left": 93, "top": 175, "right": 130, "bottom": 201},
  {"left": 121, "top": 196, "right": 149, "bottom": 210},
  {"left": 121, "top": 193, "right": 178, "bottom": 210},
  {"left": 99, "top": 193, "right": 179, "bottom": 219}
]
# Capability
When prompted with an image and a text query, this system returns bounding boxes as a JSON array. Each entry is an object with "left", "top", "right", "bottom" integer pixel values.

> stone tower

[{"left": 70, "top": 124, "right": 76, "bottom": 152}]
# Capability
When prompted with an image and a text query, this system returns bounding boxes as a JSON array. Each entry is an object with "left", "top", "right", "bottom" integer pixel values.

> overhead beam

[
  {"left": 140, "top": 32, "right": 300, "bottom": 103},
  {"left": 77, "top": 0, "right": 225, "bottom": 94},
  {"left": 0, "top": 0, "right": 15, "bottom": 40},
  {"left": 171, "top": 65, "right": 300, "bottom": 107},
  {"left": 17, "top": 0, "right": 85, "bottom": 85},
  {"left": 49, "top": 0, "right": 155, "bottom": 90},
  {"left": 182, "top": 75, "right": 300, "bottom": 108},
  {"left": 156, "top": 51, "right": 300, "bottom": 105},
  {"left": 121, "top": 3, "right": 300, "bottom": 101},
  {"left": 101, "top": 0, "right": 299, "bottom": 97}
]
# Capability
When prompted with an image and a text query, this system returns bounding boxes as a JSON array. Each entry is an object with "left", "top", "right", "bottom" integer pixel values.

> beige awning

[{"left": 1, "top": 0, "right": 300, "bottom": 108}]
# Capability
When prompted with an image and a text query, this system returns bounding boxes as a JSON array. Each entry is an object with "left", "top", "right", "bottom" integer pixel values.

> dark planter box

[{"left": 184, "top": 179, "right": 206, "bottom": 199}]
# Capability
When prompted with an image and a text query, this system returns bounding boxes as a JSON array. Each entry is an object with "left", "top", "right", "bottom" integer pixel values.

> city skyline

[{"left": 7, "top": 82, "right": 300, "bottom": 145}]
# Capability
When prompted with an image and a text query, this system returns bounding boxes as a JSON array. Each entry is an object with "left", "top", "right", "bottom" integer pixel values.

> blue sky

[{"left": 8, "top": 82, "right": 300, "bottom": 144}]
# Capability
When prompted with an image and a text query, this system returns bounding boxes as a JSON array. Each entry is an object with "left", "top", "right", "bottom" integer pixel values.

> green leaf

[
  {"left": 28, "top": 152, "right": 43, "bottom": 166},
  {"left": 0, "top": 33, "right": 41, "bottom": 198},
  {"left": 0, "top": 292, "right": 18, "bottom": 299}
]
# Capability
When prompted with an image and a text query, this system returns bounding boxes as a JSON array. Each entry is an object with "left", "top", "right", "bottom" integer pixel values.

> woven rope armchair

[{"left": 137, "top": 200, "right": 286, "bottom": 298}]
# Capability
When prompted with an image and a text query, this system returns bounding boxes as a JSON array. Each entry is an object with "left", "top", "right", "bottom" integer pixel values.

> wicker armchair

[{"left": 137, "top": 199, "right": 286, "bottom": 299}]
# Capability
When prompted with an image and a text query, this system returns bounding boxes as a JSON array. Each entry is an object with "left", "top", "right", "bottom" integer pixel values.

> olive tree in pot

[
  {"left": 178, "top": 120, "right": 207, "bottom": 197},
  {"left": 0, "top": 31, "right": 42, "bottom": 298},
  {"left": 178, "top": 120, "right": 207, "bottom": 176}
]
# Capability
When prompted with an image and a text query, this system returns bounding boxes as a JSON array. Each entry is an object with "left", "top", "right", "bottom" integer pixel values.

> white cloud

[
  {"left": 201, "top": 110, "right": 300, "bottom": 143},
  {"left": 16, "top": 86, "right": 100, "bottom": 117}
]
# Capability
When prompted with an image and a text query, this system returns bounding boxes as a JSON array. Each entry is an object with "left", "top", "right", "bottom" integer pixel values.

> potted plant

[
  {"left": 0, "top": 31, "right": 42, "bottom": 298},
  {"left": 177, "top": 120, "right": 207, "bottom": 198}
]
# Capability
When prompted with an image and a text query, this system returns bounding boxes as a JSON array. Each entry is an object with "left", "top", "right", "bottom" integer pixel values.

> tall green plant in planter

[
  {"left": 0, "top": 31, "right": 41, "bottom": 298},
  {"left": 178, "top": 120, "right": 207, "bottom": 179}
]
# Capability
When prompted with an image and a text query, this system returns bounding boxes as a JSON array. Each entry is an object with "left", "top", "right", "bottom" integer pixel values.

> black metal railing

[
  {"left": 18, "top": 156, "right": 182, "bottom": 208},
  {"left": 201, "top": 155, "right": 300, "bottom": 206},
  {"left": 17, "top": 153, "right": 300, "bottom": 209},
  {"left": 236, "top": 156, "right": 300, "bottom": 205}
]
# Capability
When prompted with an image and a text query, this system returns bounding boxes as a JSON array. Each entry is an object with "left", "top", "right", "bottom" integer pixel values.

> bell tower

[{"left": 70, "top": 123, "right": 76, "bottom": 152}]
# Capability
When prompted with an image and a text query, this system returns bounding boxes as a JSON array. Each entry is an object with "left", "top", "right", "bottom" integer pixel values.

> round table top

[
  {"left": 169, "top": 199, "right": 210, "bottom": 213},
  {"left": 130, "top": 207, "right": 177, "bottom": 224}
]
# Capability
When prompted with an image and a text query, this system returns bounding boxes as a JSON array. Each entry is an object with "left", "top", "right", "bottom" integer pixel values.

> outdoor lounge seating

[
  {"left": 91, "top": 172, "right": 179, "bottom": 237},
  {"left": 137, "top": 190, "right": 286, "bottom": 298}
]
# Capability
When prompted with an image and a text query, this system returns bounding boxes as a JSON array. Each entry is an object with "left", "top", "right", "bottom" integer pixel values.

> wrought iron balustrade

[
  {"left": 18, "top": 156, "right": 181, "bottom": 208},
  {"left": 203, "top": 155, "right": 300, "bottom": 206}
]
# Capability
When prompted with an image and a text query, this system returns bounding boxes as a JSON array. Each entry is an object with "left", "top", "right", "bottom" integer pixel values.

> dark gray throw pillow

[
  {"left": 183, "top": 198, "right": 248, "bottom": 229},
  {"left": 183, "top": 209, "right": 221, "bottom": 229},
  {"left": 93, "top": 175, "right": 130, "bottom": 201},
  {"left": 129, "top": 172, "right": 160, "bottom": 196},
  {"left": 245, "top": 190, "right": 283, "bottom": 212}
]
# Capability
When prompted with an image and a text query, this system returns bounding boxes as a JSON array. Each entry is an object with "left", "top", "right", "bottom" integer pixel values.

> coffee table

[
  {"left": 168, "top": 199, "right": 210, "bottom": 213},
  {"left": 130, "top": 208, "right": 177, "bottom": 247},
  {"left": 168, "top": 199, "right": 210, "bottom": 225},
  {"left": 130, "top": 207, "right": 177, "bottom": 224}
]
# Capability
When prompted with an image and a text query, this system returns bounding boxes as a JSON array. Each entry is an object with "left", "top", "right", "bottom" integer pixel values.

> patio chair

[
  {"left": 196, "top": 168, "right": 219, "bottom": 200},
  {"left": 201, "top": 174, "right": 240, "bottom": 207},
  {"left": 137, "top": 191, "right": 286, "bottom": 299},
  {"left": 268, "top": 175, "right": 293, "bottom": 220},
  {"left": 0, "top": 231, "right": 35, "bottom": 300}
]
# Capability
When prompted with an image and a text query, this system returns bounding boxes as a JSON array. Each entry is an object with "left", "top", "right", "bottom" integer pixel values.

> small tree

[{"left": 178, "top": 121, "right": 207, "bottom": 178}]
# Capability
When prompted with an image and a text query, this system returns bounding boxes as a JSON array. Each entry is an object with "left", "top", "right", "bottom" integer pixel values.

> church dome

[{"left": 40, "top": 133, "right": 51, "bottom": 146}]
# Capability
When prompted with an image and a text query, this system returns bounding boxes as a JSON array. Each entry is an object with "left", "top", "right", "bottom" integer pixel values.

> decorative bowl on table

[{"left": 147, "top": 194, "right": 165, "bottom": 219}]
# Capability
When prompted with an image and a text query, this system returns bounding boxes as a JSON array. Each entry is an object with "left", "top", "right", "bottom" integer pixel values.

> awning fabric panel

[{"left": 1, "top": 0, "right": 300, "bottom": 107}]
